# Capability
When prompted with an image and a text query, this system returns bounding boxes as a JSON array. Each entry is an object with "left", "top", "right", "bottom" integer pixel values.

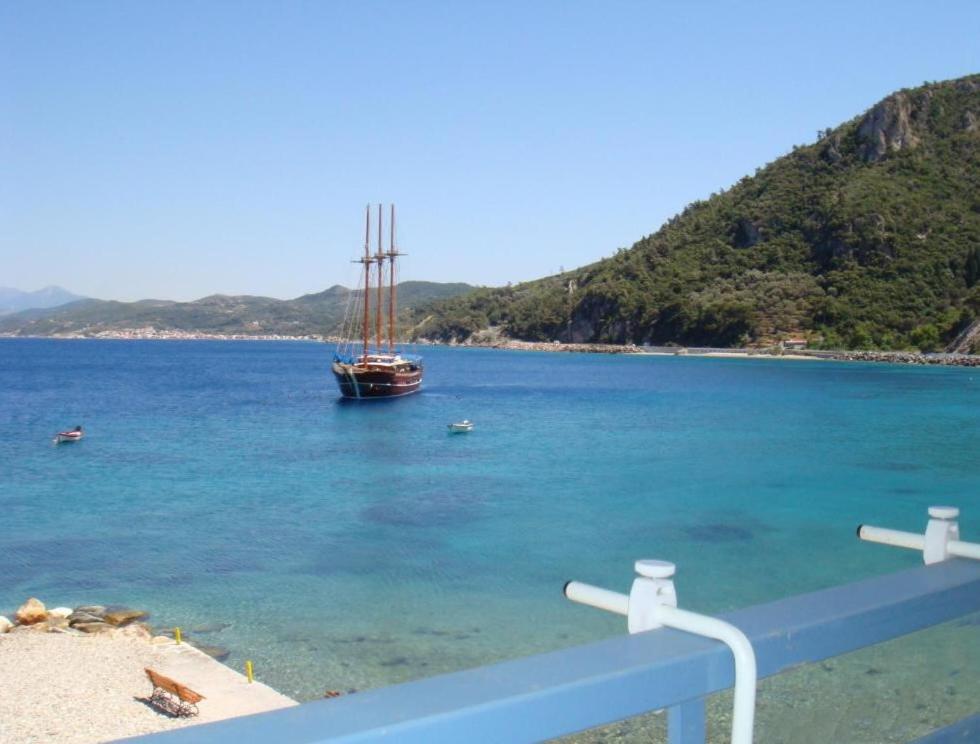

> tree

[
  {"left": 966, "top": 247, "right": 980, "bottom": 288},
  {"left": 909, "top": 324, "right": 941, "bottom": 352}
]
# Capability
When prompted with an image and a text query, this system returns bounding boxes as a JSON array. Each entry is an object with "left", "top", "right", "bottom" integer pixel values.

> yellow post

[
  {"left": 245, "top": 660, "right": 254, "bottom": 684},
  {"left": 174, "top": 627, "right": 182, "bottom": 644}
]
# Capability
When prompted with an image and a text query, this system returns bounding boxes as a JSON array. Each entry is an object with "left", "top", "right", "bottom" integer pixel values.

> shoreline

[
  {"left": 442, "top": 338, "right": 980, "bottom": 367},
  {"left": 0, "top": 598, "right": 296, "bottom": 743},
  {"left": 2, "top": 332, "right": 977, "bottom": 367}
]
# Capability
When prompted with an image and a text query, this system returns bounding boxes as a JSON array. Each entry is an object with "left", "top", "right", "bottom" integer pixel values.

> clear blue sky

[{"left": 2, "top": 1, "right": 978, "bottom": 301}]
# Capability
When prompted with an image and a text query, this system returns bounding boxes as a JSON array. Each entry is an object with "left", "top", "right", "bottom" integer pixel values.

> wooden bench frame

[{"left": 145, "top": 668, "right": 205, "bottom": 717}]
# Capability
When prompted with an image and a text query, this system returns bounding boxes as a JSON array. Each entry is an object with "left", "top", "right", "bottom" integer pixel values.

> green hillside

[
  {"left": 0, "top": 281, "right": 473, "bottom": 338},
  {"left": 411, "top": 75, "right": 980, "bottom": 352}
]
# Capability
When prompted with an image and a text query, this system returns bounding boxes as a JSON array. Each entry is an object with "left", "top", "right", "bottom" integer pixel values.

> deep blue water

[{"left": 1, "top": 339, "right": 978, "bottom": 701}]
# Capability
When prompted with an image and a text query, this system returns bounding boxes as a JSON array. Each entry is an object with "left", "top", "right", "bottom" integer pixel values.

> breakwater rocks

[
  {"left": 461, "top": 339, "right": 643, "bottom": 354},
  {"left": 1, "top": 597, "right": 152, "bottom": 638},
  {"left": 0, "top": 597, "right": 230, "bottom": 660},
  {"left": 807, "top": 351, "right": 980, "bottom": 367},
  {"left": 458, "top": 338, "right": 980, "bottom": 365},
  {"left": 430, "top": 332, "right": 980, "bottom": 365}
]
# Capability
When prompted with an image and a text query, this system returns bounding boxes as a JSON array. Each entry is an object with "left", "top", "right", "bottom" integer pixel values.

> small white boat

[
  {"left": 54, "top": 426, "right": 83, "bottom": 444},
  {"left": 447, "top": 420, "right": 473, "bottom": 433}
]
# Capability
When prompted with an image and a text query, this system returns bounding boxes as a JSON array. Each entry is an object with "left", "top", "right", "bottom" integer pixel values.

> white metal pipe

[
  {"left": 950, "top": 540, "right": 980, "bottom": 560},
  {"left": 654, "top": 605, "right": 757, "bottom": 744},
  {"left": 858, "top": 525, "right": 980, "bottom": 561},
  {"left": 857, "top": 525, "right": 925, "bottom": 551},
  {"left": 563, "top": 581, "right": 629, "bottom": 616}
]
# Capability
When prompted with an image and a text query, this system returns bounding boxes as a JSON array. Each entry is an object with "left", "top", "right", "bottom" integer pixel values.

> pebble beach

[
  {"left": 0, "top": 599, "right": 295, "bottom": 744},
  {"left": 0, "top": 632, "right": 195, "bottom": 743}
]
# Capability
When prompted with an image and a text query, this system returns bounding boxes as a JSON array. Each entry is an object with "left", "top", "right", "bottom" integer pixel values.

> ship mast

[
  {"left": 375, "top": 204, "right": 384, "bottom": 355},
  {"left": 360, "top": 204, "right": 372, "bottom": 360},
  {"left": 387, "top": 204, "right": 400, "bottom": 352}
]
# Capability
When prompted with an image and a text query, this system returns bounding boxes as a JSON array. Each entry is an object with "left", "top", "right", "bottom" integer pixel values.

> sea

[{"left": 1, "top": 339, "right": 978, "bottom": 741}]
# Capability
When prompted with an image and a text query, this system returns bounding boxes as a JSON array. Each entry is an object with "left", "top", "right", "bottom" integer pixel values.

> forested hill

[
  {"left": 411, "top": 75, "right": 980, "bottom": 352},
  {"left": 0, "top": 281, "right": 473, "bottom": 337}
]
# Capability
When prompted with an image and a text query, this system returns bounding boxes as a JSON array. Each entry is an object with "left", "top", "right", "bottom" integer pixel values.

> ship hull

[{"left": 331, "top": 361, "right": 423, "bottom": 399}]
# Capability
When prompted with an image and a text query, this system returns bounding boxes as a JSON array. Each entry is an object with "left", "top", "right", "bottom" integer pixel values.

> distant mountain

[
  {"left": 0, "top": 286, "right": 86, "bottom": 315},
  {"left": 411, "top": 74, "right": 980, "bottom": 353},
  {"left": 0, "top": 281, "right": 474, "bottom": 337}
]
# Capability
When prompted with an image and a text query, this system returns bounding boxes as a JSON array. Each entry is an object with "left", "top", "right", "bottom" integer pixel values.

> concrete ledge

[{"left": 152, "top": 640, "right": 297, "bottom": 722}]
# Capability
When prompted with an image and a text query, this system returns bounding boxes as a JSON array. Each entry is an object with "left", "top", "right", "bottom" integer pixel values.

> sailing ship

[{"left": 331, "top": 204, "right": 423, "bottom": 399}]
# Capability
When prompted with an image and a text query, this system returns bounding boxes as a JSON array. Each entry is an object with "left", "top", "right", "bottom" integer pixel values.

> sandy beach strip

[{"left": 0, "top": 632, "right": 296, "bottom": 744}]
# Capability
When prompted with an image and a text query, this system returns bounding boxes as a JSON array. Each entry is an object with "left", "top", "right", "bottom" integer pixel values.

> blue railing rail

[{"left": 130, "top": 559, "right": 980, "bottom": 744}]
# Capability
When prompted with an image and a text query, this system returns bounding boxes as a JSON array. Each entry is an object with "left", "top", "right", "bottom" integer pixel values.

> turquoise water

[{"left": 1, "top": 339, "right": 978, "bottom": 704}]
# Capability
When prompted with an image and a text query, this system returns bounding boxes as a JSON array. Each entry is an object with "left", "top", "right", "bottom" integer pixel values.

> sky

[{"left": 2, "top": 1, "right": 979, "bottom": 302}]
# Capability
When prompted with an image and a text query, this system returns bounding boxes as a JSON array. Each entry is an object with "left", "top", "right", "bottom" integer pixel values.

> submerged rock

[
  {"left": 15, "top": 598, "right": 47, "bottom": 625},
  {"left": 379, "top": 656, "right": 411, "bottom": 668},
  {"left": 191, "top": 622, "right": 231, "bottom": 634},
  {"left": 194, "top": 644, "right": 231, "bottom": 661},
  {"left": 685, "top": 523, "right": 754, "bottom": 543}
]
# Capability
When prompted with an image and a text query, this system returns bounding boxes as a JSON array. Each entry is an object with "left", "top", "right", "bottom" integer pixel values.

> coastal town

[{"left": 5, "top": 328, "right": 978, "bottom": 367}]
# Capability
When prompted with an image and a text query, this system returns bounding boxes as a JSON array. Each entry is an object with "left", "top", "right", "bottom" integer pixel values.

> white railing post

[
  {"left": 858, "top": 506, "right": 980, "bottom": 563},
  {"left": 924, "top": 506, "right": 961, "bottom": 564},
  {"left": 565, "top": 559, "right": 757, "bottom": 744}
]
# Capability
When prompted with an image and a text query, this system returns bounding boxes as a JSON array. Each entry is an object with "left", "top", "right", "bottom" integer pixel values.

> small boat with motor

[
  {"left": 54, "top": 426, "right": 83, "bottom": 444},
  {"left": 448, "top": 420, "right": 473, "bottom": 433}
]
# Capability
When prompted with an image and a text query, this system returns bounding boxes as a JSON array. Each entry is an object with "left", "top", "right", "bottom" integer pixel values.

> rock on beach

[
  {"left": 68, "top": 610, "right": 105, "bottom": 626},
  {"left": 15, "top": 597, "right": 47, "bottom": 625},
  {"left": 73, "top": 621, "right": 116, "bottom": 634},
  {"left": 104, "top": 609, "right": 149, "bottom": 626}
]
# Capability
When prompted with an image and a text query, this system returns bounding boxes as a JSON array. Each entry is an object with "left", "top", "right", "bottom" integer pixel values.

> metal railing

[{"left": 131, "top": 512, "right": 980, "bottom": 744}]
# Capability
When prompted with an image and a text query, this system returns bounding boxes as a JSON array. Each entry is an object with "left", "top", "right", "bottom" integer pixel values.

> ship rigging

[{"left": 331, "top": 204, "right": 423, "bottom": 399}]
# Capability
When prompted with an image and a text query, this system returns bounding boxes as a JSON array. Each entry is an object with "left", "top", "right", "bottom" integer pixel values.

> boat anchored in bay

[
  {"left": 331, "top": 204, "right": 423, "bottom": 400},
  {"left": 54, "top": 425, "right": 83, "bottom": 444}
]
